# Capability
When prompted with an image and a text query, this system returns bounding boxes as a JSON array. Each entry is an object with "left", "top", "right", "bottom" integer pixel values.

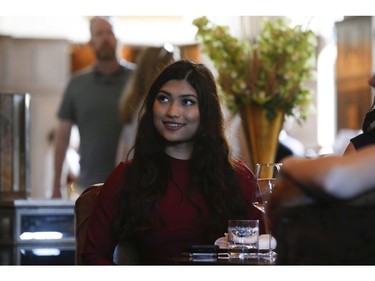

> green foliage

[{"left": 193, "top": 16, "right": 317, "bottom": 121}]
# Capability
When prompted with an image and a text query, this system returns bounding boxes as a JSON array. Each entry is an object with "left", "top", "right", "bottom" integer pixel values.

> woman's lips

[{"left": 163, "top": 121, "right": 185, "bottom": 130}]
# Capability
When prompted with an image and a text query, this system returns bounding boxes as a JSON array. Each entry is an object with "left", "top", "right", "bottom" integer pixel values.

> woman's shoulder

[
  {"left": 232, "top": 158, "right": 250, "bottom": 170},
  {"left": 231, "top": 159, "right": 256, "bottom": 197},
  {"left": 232, "top": 158, "right": 254, "bottom": 179},
  {"left": 100, "top": 161, "right": 130, "bottom": 193}
]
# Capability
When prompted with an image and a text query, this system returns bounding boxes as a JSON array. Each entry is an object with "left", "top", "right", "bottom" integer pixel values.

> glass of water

[{"left": 228, "top": 219, "right": 259, "bottom": 259}]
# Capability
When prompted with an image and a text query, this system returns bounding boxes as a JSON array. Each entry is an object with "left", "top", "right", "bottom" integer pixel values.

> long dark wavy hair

[{"left": 115, "top": 60, "right": 250, "bottom": 241}]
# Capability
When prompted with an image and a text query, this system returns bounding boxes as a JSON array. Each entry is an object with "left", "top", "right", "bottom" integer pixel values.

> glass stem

[{"left": 263, "top": 212, "right": 270, "bottom": 234}]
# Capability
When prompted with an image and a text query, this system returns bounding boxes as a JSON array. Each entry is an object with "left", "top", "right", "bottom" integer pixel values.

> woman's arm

[{"left": 281, "top": 145, "right": 375, "bottom": 200}]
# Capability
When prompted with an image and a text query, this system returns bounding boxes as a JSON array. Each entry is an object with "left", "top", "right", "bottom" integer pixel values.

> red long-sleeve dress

[{"left": 82, "top": 156, "right": 263, "bottom": 264}]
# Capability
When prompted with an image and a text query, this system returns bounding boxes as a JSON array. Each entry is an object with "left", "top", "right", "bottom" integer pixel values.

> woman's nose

[{"left": 166, "top": 102, "right": 180, "bottom": 118}]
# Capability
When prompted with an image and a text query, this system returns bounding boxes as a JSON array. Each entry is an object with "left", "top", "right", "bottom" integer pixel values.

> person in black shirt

[{"left": 344, "top": 73, "right": 375, "bottom": 155}]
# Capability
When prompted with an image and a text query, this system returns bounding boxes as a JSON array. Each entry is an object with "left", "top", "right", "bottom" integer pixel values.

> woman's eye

[
  {"left": 183, "top": 98, "right": 197, "bottom": 106},
  {"left": 156, "top": 94, "right": 170, "bottom": 103}
]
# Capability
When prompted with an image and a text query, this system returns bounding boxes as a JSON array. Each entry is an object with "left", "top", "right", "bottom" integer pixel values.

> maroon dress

[{"left": 82, "top": 156, "right": 263, "bottom": 264}]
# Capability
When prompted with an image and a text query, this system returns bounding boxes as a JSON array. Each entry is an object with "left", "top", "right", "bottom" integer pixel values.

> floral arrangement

[{"left": 193, "top": 16, "right": 317, "bottom": 121}]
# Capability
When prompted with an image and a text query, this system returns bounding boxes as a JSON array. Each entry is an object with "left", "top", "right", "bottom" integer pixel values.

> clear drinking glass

[
  {"left": 252, "top": 163, "right": 282, "bottom": 261},
  {"left": 227, "top": 220, "right": 259, "bottom": 259}
]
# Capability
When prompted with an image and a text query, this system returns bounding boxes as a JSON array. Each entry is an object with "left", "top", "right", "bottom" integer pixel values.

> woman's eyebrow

[
  {"left": 158, "top": 90, "right": 197, "bottom": 99},
  {"left": 158, "top": 90, "right": 171, "bottom": 95},
  {"left": 180, "top": 94, "right": 197, "bottom": 99}
]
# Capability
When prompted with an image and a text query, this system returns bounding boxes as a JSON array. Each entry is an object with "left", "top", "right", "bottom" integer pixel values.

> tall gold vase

[{"left": 239, "top": 104, "right": 285, "bottom": 170}]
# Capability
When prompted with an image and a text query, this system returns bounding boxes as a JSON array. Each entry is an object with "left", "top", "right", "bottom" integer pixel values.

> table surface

[{"left": 172, "top": 253, "right": 276, "bottom": 265}]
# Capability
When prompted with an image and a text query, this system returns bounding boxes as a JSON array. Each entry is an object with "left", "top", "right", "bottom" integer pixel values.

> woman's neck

[{"left": 165, "top": 143, "right": 193, "bottom": 160}]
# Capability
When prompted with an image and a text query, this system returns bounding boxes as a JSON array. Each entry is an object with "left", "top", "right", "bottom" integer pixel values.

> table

[{"left": 172, "top": 252, "right": 276, "bottom": 265}]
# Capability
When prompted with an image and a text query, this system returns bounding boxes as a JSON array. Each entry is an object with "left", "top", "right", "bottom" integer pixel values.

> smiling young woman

[{"left": 81, "top": 60, "right": 264, "bottom": 265}]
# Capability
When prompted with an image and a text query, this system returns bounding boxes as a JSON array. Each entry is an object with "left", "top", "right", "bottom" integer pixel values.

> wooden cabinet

[{"left": 335, "top": 17, "right": 373, "bottom": 131}]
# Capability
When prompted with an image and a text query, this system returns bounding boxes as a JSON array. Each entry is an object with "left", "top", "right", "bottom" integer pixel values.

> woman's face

[{"left": 153, "top": 79, "right": 200, "bottom": 146}]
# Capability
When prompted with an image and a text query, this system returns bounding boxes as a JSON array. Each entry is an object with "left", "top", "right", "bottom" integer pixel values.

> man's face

[{"left": 90, "top": 18, "right": 117, "bottom": 61}]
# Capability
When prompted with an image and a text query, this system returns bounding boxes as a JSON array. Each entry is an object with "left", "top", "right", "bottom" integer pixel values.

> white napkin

[
  {"left": 214, "top": 233, "right": 229, "bottom": 249},
  {"left": 214, "top": 233, "right": 277, "bottom": 250}
]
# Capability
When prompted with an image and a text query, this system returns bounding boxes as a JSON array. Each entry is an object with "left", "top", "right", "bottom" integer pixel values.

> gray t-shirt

[{"left": 58, "top": 61, "right": 135, "bottom": 188}]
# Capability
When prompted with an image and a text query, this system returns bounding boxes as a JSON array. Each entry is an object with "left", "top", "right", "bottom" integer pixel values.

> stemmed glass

[{"left": 252, "top": 163, "right": 282, "bottom": 261}]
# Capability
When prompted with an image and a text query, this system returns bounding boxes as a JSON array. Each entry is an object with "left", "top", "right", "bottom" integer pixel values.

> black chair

[
  {"left": 74, "top": 183, "right": 103, "bottom": 265},
  {"left": 268, "top": 175, "right": 375, "bottom": 265},
  {"left": 74, "top": 183, "right": 139, "bottom": 265}
]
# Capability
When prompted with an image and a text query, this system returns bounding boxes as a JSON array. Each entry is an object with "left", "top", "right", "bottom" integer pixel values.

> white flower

[{"left": 239, "top": 81, "right": 247, "bottom": 90}]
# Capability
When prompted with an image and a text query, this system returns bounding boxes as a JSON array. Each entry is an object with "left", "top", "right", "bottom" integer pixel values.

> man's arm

[
  {"left": 343, "top": 142, "right": 356, "bottom": 155},
  {"left": 52, "top": 120, "right": 72, "bottom": 198},
  {"left": 281, "top": 145, "right": 375, "bottom": 200}
]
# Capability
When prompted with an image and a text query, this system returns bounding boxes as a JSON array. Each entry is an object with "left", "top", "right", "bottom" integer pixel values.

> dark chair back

[
  {"left": 74, "top": 183, "right": 103, "bottom": 265},
  {"left": 268, "top": 176, "right": 375, "bottom": 265},
  {"left": 74, "top": 182, "right": 139, "bottom": 264}
]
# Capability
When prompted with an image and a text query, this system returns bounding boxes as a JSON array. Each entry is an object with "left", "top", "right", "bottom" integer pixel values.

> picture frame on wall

[{"left": 0, "top": 93, "right": 30, "bottom": 201}]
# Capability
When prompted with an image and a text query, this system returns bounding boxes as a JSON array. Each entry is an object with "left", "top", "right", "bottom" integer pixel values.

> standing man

[{"left": 52, "top": 16, "right": 135, "bottom": 198}]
